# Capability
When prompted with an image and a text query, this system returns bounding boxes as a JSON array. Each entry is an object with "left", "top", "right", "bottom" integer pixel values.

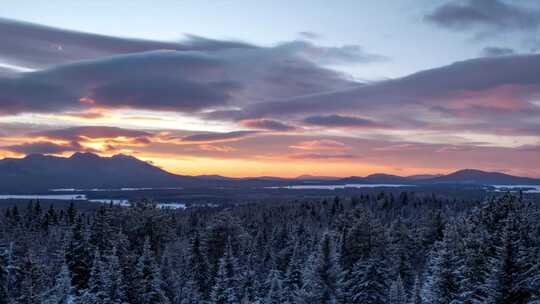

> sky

[{"left": 0, "top": 0, "right": 539, "bottom": 177}]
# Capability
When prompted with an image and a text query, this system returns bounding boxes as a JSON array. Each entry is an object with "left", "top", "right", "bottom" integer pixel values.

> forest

[{"left": 0, "top": 192, "right": 539, "bottom": 304}]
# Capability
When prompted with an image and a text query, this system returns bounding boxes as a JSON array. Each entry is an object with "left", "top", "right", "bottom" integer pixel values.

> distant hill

[
  {"left": 295, "top": 175, "right": 340, "bottom": 181},
  {"left": 424, "top": 169, "right": 540, "bottom": 185},
  {"left": 407, "top": 174, "right": 443, "bottom": 180},
  {"left": 0, "top": 153, "right": 199, "bottom": 192},
  {"left": 338, "top": 173, "right": 410, "bottom": 184},
  {"left": 336, "top": 170, "right": 539, "bottom": 185}
]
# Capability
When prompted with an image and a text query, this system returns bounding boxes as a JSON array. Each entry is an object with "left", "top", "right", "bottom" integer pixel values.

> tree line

[{"left": 0, "top": 191, "right": 539, "bottom": 303}]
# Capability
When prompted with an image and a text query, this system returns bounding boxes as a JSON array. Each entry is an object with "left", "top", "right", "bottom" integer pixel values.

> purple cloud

[
  {"left": 303, "top": 114, "right": 387, "bottom": 128},
  {"left": 4, "top": 141, "right": 76, "bottom": 155},
  {"left": 240, "top": 119, "right": 296, "bottom": 131},
  {"left": 426, "top": 0, "right": 540, "bottom": 33},
  {"left": 181, "top": 131, "right": 259, "bottom": 143},
  {"left": 481, "top": 46, "right": 516, "bottom": 57},
  {"left": 0, "top": 18, "right": 255, "bottom": 69}
]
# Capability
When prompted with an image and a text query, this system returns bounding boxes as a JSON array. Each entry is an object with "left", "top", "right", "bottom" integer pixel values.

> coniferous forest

[{"left": 0, "top": 192, "right": 539, "bottom": 304}]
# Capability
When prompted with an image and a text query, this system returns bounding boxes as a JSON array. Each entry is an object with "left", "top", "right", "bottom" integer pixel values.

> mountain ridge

[{"left": 0, "top": 153, "right": 538, "bottom": 192}]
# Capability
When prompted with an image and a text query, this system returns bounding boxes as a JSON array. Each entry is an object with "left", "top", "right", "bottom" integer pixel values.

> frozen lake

[
  {"left": 491, "top": 185, "right": 540, "bottom": 193},
  {"left": 267, "top": 184, "right": 414, "bottom": 190},
  {"left": 0, "top": 194, "right": 87, "bottom": 200},
  {"left": 50, "top": 187, "right": 183, "bottom": 192},
  {"left": 0, "top": 195, "right": 187, "bottom": 209}
]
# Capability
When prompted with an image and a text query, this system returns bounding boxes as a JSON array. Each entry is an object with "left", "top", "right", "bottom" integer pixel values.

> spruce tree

[
  {"left": 487, "top": 219, "right": 531, "bottom": 304},
  {"left": 134, "top": 238, "right": 170, "bottom": 304},
  {"left": 65, "top": 216, "right": 91, "bottom": 292},
  {"left": 421, "top": 232, "right": 461, "bottom": 304},
  {"left": 389, "top": 275, "right": 407, "bottom": 304},
  {"left": 43, "top": 261, "right": 75, "bottom": 304},
  {"left": 407, "top": 275, "right": 422, "bottom": 304},
  {"left": 282, "top": 244, "right": 303, "bottom": 303},
  {"left": 344, "top": 256, "right": 388, "bottom": 304},
  {"left": 299, "top": 232, "right": 344, "bottom": 304},
  {"left": 187, "top": 233, "right": 209, "bottom": 300},
  {"left": 0, "top": 249, "right": 9, "bottom": 304},
  {"left": 103, "top": 247, "right": 126, "bottom": 304},
  {"left": 263, "top": 269, "right": 283, "bottom": 304},
  {"left": 79, "top": 250, "right": 106, "bottom": 304},
  {"left": 211, "top": 239, "right": 240, "bottom": 304}
]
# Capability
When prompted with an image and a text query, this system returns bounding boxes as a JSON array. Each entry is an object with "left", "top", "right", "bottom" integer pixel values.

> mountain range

[{"left": 0, "top": 153, "right": 538, "bottom": 192}]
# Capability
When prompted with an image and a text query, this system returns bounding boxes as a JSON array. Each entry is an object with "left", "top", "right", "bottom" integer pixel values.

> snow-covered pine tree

[
  {"left": 18, "top": 252, "right": 46, "bottom": 304},
  {"left": 135, "top": 238, "right": 170, "bottom": 304},
  {"left": 456, "top": 222, "right": 490, "bottom": 304},
  {"left": 238, "top": 249, "right": 261, "bottom": 303},
  {"left": 421, "top": 228, "right": 461, "bottom": 304},
  {"left": 65, "top": 216, "right": 91, "bottom": 293},
  {"left": 79, "top": 250, "right": 106, "bottom": 304},
  {"left": 407, "top": 275, "right": 422, "bottom": 304},
  {"left": 344, "top": 256, "right": 388, "bottom": 304},
  {"left": 282, "top": 244, "right": 303, "bottom": 304},
  {"left": 0, "top": 249, "right": 9, "bottom": 304},
  {"left": 211, "top": 239, "right": 240, "bottom": 304},
  {"left": 299, "top": 232, "right": 344, "bottom": 304},
  {"left": 42, "top": 260, "right": 75, "bottom": 304},
  {"left": 388, "top": 220, "right": 415, "bottom": 290},
  {"left": 389, "top": 275, "right": 407, "bottom": 304},
  {"left": 186, "top": 232, "right": 210, "bottom": 300},
  {"left": 263, "top": 269, "right": 283, "bottom": 304},
  {"left": 486, "top": 218, "right": 531, "bottom": 304},
  {"left": 103, "top": 247, "right": 127, "bottom": 304}
]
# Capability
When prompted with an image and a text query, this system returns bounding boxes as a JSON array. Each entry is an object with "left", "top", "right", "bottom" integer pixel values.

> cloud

[
  {"left": 426, "top": 0, "right": 540, "bottom": 34},
  {"left": 303, "top": 114, "right": 387, "bottom": 128},
  {"left": 279, "top": 40, "right": 387, "bottom": 65},
  {"left": 298, "top": 31, "right": 321, "bottom": 40},
  {"left": 240, "top": 119, "right": 296, "bottom": 131},
  {"left": 33, "top": 126, "right": 152, "bottom": 142},
  {"left": 481, "top": 46, "right": 516, "bottom": 57},
  {"left": 0, "top": 126, "right": 159, "bottom": 155},
  {"left": 3, "top": 141, "right": 76, "bottom": 155},
  {"left": 0, "top": 18, "right": 255, "bottom": 69},
  {"left": 287, "top": 152, "right": 356, "bottom": 160},
  {"left": 181, "top": 131, "right": 258, "bottom": 143},
  {"left": 239, "top": 53, "right": 540, "bottom": 137},
  {"left": 289, "top": 139, "right": 350, "bottom": 151},
  {"left": 0, "top": 42, "right": 356, "bottom": 115}
]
